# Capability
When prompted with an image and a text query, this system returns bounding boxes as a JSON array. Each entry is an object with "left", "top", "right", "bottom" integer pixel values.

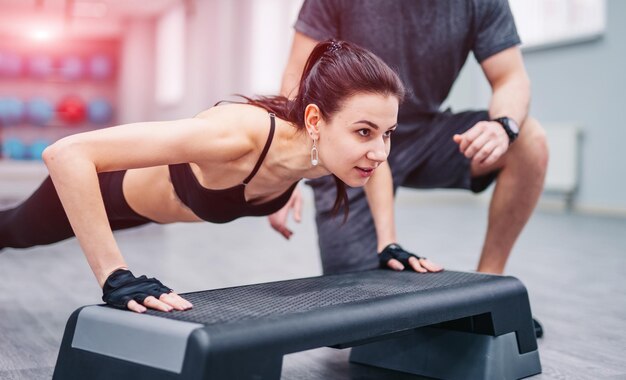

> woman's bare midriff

[
  {"left": 122, "top": 166, "right": 202, "bottom": 223},
  {"left": 121, "top": 163, "right": 293, "bottom": 224}
]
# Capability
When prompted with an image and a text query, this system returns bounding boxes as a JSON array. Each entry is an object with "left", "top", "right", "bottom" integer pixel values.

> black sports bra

[{"left": 168, "top": 113, "right": 298, "bottom": 223}]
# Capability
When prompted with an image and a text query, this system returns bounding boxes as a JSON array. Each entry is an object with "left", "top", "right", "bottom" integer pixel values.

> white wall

[
  {"left": 140, "top": 0, "right": 302, "bottom": 121},
  {"left": 118, "top": 18, "right": 156, "bottom": 123}
]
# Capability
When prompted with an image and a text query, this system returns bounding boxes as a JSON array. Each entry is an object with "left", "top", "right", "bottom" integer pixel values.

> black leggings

[{"left": 0, "top": 171, "right": 153, "bottom": 250}]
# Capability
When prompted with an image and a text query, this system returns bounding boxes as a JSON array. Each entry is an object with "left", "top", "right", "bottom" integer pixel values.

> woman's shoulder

[
  {"left": 194, "top": 103, "right": 275, "bottom": 149},
  {"left": 194, "top": 102, "right": 267, "bottom": 120}
]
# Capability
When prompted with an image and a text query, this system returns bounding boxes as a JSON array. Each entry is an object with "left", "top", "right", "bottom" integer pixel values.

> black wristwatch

[{"left": 492, "top": 117, "right": 520, "bottom": 144}]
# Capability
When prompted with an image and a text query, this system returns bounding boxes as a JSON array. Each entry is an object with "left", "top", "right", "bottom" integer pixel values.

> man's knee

[{"left": 511, "top": 116, "right": 549, "bottom": 173}]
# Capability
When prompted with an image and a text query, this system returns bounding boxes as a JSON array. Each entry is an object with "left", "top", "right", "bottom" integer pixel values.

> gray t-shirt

[{"left": 295, "top": 0, "right": 521, "bottom": 118}]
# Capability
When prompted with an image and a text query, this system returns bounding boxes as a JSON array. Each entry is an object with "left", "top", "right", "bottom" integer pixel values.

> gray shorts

[{"left": 308, "top": 109, "right": 497, "bottom": 274}]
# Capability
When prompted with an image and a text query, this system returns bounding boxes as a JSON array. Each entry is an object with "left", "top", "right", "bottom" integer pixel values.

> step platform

[{"left": 53, "top": 270, "right": 541, "bottom": 379}]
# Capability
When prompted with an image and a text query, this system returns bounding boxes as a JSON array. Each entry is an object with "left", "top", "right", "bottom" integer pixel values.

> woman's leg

[
  {"left": 0, "top": 176, "right": 75, "bottom": 249},
  {"left": 1, "top": 172, "right": 153, "bottom": 250}
]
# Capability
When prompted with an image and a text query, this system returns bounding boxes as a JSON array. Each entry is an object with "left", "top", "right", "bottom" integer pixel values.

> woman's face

[{"left": 314, "top": 93, "right": 399, "bottom": 187}]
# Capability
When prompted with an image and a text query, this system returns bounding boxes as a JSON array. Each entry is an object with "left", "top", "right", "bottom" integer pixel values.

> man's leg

[
  {"left": 400, "top": 111, "right": 547, "bottom": 274},
  {"left": 475, "top": 117, "right": 548, "bottom": 274},
  {"left": 395, "top": 111, "right": 547, "bottom": 338},
  {"left": 471, "top": 116, "right": 548, "bottom": 337},
  {"left": 309, "top": 177, "right": 379, "bottom": 274}
]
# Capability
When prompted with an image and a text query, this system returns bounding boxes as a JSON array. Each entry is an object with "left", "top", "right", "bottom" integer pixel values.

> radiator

[{"left": 543, "top": 124, "right": 583, "bottom": 209}]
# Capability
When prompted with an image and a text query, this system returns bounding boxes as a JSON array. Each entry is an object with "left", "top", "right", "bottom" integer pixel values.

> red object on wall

[{"left": 57, "top": 96, "right": 86, "bottom": 125}]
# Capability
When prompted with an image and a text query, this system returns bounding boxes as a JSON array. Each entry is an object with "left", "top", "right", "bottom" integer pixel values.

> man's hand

[
  {"left": 453, "top": 121, "right": 509, "bottom": 169},
  {"left": 268, "top": 186, "right": 302, "bottom": 239}
]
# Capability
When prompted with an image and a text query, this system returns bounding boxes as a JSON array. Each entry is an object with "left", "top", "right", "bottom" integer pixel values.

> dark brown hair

[{"left": 243, "top": 40, "right": 405, "bottom": 220}]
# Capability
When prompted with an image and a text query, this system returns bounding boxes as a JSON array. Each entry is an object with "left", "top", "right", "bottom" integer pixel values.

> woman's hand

[
  {"left": 378, "top": 243, "right": 443, "bottom": 273},
  {"left": 268, "top": 186, "right": 302, "bottom": 239},
  {"left": 102, "top": 269, "right": 193, "bottom": 313}
]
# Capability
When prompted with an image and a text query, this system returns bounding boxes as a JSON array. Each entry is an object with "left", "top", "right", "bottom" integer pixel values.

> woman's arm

[
  {"left": 43, "top": 111, "right": 253, "bottom": 311},
  {"left": 364, "top": 162, "right": 443, "bottom": 273},
  {"left": 281, "top": 32, "right": 320, "bottom": 98},
  {"left": 363, "top": 161, "right": 397, "bottom": 252}
]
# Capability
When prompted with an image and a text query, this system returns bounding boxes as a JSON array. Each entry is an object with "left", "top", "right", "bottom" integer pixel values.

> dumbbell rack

[{"left": 0, "top": 35, "right": 119, "bottom": 165}]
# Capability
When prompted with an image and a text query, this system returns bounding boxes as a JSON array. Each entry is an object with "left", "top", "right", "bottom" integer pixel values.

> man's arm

[
  {"left": 482, "top": 46, "right": 530, "bottom": 126},
  {"left": 280, "top": 32, "right": 320, "bottom": 97},
  {"left": 454, "top": 46, "right": 530, "bottom": 167}
]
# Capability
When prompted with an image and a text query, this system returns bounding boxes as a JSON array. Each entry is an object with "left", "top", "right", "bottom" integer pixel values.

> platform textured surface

[{"left": 143, "top": 270, "right": 495, "bottom": 325}]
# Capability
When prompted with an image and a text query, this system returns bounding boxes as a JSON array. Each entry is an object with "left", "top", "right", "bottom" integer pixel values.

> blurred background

[
  {"left": 0, "top": 1, "right": 624, "bottom": 379},
  {"left": 0, "top": 0, "right": 623, "bottom": 214}
]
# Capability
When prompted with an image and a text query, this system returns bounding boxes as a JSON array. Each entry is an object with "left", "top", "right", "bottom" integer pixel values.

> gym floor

[{"left": 0, "top": 187, "right": 625, "bottom": 379}]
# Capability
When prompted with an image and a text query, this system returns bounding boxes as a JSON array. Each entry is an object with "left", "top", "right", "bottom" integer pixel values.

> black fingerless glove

[
  {"left": 378, "top": 243, "right": 425, "bottom": 269},
  {"left": 102, "top": 269, "right": 172, "bottom": 309}
]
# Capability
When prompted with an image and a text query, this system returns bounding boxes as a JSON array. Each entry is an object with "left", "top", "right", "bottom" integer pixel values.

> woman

[{"left": 0, "top": 40, "right": 435, "bottom": 314}]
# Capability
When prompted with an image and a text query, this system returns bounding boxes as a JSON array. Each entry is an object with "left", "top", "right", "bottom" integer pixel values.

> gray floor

[{"left": 1, "top": 187, "right": 625, "bottom": 379}]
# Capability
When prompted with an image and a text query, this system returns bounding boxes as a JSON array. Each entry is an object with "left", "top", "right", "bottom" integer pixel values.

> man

[{"left": 271, "top": 0, "right": 548, "bottom": 320}]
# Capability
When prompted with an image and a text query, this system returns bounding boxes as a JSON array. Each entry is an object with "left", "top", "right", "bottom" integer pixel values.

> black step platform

[{"left": 53, "top": 270, "right": 541, "bottom": 379}]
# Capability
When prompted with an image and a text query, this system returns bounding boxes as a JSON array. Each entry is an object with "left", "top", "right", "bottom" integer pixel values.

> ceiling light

[{"left": 30, "top": 28, "right": 56, "bottom": 41}]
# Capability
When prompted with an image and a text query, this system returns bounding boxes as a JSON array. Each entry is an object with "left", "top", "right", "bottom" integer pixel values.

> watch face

[{"left": 507, "top": 118, "right": 520, "bottom": 134}]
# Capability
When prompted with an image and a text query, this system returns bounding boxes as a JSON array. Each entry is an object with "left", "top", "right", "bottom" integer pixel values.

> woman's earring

[{"left": 311, "top": 139, "right": 319, "bottom": 166}]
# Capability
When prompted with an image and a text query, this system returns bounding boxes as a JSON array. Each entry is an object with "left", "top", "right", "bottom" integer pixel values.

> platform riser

[{"left": 350, "top": 327, "right": 541, "bottom": 380}]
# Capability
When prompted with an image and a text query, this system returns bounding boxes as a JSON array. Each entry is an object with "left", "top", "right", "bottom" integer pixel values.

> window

[
  {"left": 155, "top": 3, "right": 185, "bottom": 105},
  {"left": 509, "top": 0, "right": 606, "bottom": 50},
  {"left": 249, "top": 0, "right": 304, "bottom": 94}
]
